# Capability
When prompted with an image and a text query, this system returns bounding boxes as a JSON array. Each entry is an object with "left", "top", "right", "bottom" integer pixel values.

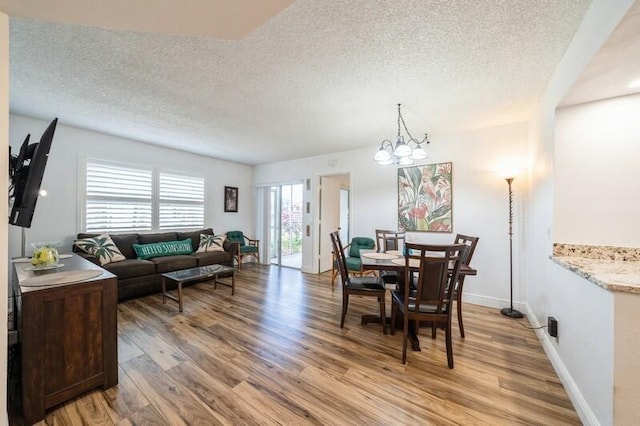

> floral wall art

[{"left": 398, "top": 162, "right": 452, "bottom": 232}]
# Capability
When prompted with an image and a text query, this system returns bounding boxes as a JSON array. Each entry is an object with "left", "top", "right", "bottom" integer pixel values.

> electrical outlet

[{"left": 548, "top": 316, "right": 558, "bottom": 337}]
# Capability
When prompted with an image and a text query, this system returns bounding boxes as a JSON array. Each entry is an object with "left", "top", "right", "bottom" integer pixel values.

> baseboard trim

[
  {"left": 462, "top": 293, "right": 526, "bottom": 312},
  {"left": 524, "top": 304, "right": 599, "bottom": 426},
  {"left": 463, "top": 294, "right": 598, "bottom": 424}
]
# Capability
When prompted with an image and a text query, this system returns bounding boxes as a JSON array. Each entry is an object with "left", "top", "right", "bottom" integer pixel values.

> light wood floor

[{"left": 35, "top": 265, "right": 580, "bottom": 425}]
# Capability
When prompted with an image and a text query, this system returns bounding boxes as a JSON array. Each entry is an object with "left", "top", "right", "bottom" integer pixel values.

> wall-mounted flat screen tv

[{"left": 9, "top": 118, "right": 58, "bottom": 228}]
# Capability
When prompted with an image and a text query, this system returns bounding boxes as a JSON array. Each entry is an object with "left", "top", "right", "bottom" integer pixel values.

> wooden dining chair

[
  {"left": 390, "top": 242, "right": 465, "bottom": 366},
  {"left": 452, "top": 234, "right": 479, "bottom": 338},
  {"left": 330, "top": 236, "right": 376, "bottom": 287},
  {"left": 375, "top": 229, "right": 406, "bottom": 286},
  {"left": 375, "top": 229, "right": 406, "bottom": 253},
  {"left": 330, "top": 231, "right": 387, "bottom": 334}
]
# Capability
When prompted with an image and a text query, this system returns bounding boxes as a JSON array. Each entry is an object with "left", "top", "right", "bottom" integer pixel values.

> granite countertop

[{"left": 551, "top": 244, "right": 640, "bottom": 294}]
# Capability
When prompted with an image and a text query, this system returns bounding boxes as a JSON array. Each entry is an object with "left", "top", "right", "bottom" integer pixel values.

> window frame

[
  {"left": 79, "top": 157, "right": 206, "bottom": 234},
  {"left": 158, "top": 170, "right": 206, "bottom": 231}
]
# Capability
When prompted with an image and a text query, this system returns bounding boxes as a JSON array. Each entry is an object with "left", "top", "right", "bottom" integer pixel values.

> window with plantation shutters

[
  {"left": 159, "top": 172, "right": 204, "bottom": 230},
  {"left": 85, "top": 161, "right": 153, "bottom": 233},
  {"left": 83, "top": 159, "right": 205, "bottom": 232}
]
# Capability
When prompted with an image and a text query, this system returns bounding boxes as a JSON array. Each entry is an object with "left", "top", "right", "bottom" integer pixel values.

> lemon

[{"left": 31, "top": 246, "right": 59, "bottom": 267}]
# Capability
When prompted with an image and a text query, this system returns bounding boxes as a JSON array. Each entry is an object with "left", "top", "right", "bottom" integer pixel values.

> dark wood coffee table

[{"left": 161, "top": 264, "right": 235, "bottom": 312}]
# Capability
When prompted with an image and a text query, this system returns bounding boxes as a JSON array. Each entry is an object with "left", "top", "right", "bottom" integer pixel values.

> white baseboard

[
  {"left": 462, "top": 293, "right": 526, "bottom": 312},
  {"left": 463, "top": 295, "right": 598, "bottom": 425},
  {"left": 524, "top": 304, "right": 599, "bottom": 426}
]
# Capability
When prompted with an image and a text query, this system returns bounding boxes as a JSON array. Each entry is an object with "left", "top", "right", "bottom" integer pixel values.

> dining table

[{"left": 359, "top": 249, "right": 477, "bottom": 351}]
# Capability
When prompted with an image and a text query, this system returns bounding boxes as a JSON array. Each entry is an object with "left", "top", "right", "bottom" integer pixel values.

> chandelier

[{"left": 373, "top": 104, "right": 430, "bottom": 166}]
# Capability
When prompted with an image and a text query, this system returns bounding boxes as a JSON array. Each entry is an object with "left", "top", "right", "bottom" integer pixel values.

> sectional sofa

[{"left": 73, "top": 228, "right": 235, "bottom": 301}]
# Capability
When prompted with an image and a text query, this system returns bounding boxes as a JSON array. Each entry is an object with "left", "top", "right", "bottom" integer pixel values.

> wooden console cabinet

[{"left": 13, "top": 254, "right": 117, "bottom": 425}]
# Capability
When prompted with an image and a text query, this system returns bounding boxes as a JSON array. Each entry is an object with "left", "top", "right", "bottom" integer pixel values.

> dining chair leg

[
  {"left": 431, "top": 323, "right": 437, "bottom": 339},
  {"left": 331, "top": 265, "right": 337, "bottom": 289},
  {"left": 379, "top": 294, "right": 386, "bottom": 335},
  {"left": 390, "top": 301, "right": 397, "bottom": 335},
  {"left": 445, "top": 320, "right": 454, "bottom": 369},
  {"left": 340, "top": 293, "right": 349, "bottom": 328},
  {"left": 457, "top": 277, "right": 466, "bottom": 338},
  {"left": 402, "top": 316, "right": 409, "bottom": 364}
]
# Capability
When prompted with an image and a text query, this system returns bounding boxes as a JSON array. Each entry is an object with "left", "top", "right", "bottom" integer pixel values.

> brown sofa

[{"left": 73, "top": 228, "right": 235, "bottom": 301}]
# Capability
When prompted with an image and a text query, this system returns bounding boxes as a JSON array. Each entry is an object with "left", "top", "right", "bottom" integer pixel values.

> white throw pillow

[
  {"left": 197, "top": 234, "right": 226, "bottom": 253},
  {"left": 74, "top": 234, "right": 126, "bottom": 265}
]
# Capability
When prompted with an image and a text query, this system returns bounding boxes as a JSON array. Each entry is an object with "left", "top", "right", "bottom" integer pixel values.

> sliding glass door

[{"left": 269, "top": 183, "right": 303, "bottom": 268}]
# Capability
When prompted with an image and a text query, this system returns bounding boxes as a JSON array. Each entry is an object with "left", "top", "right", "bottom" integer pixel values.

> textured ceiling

[{"left": 8, "top": 0, "right": 592, "bottom": 165}]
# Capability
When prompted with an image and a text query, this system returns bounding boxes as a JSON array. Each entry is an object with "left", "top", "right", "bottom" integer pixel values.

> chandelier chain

[
  {"left": 373, "top": 103, "right": 430, "bottom": 165},
  {"left": 397, "top": 104, "right": 416, "bottom": 142}
]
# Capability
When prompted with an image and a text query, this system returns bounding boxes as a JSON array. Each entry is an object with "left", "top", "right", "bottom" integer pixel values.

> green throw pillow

[
  {"left": 74, "top": 234, "right": 126, "bottom": 266},
  {"left": 133, "top": 239, "right": 193, "bottom": 260},
  {"left": 197, "top": 234, "right": 226, "bottom": 253}
]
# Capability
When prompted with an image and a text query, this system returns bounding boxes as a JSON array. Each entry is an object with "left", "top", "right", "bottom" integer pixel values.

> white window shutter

[
  {"left": 158, "top": 172, "right": 205, "bottom": 230},
  {"left": 85, "top": 161, "right": 153, "bottom": 233}
]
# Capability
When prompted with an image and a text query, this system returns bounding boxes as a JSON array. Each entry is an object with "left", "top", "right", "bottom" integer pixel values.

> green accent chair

[
  {"left": 226, "top": 231, "right": 260, "bottom": 270},
  {"left": 331, "top": 236, "right": 376, "bottom": 288}
]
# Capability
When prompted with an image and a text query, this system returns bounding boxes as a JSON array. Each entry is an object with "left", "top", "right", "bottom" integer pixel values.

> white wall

[
  {"left": 1, "top": 10, "right": 10, "bottom": 425},
  {"left": 8, "top": 114, "right": 254, "bottom": 258},
  {"left": 555, "top": 94, "right": 640, "bottom": 247},
  {"left": 525, "top": 1, "right": 635, "bottom": 424},
  {"left": 255, "top": 121, "right": 529, "bottom": 309}
]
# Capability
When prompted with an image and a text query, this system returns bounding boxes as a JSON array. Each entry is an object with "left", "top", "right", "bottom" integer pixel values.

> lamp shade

[
  {"left": 374, "top": 148, "right": 392, "bottom": 162},
  {"left": 410, "top": 146, "right": 427, "bottom": 160},
  {"left": 398, "top": 157, "right": 414, "bottom": 166},
  {"left": 394, "top": 139, "right": 412, "bottom": 157}
]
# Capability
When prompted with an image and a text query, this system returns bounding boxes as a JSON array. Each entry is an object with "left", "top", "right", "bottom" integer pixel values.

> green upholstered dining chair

[
  {"left": 331, "top": 236, "right": 376, "bottom": 288},
  {"left": 226, "top": 230, "right": 260, "bottom": 270}
]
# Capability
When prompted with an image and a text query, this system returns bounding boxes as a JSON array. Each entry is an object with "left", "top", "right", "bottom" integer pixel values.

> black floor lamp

[{"left": 501, "top": 177, "right": 523, "bottom": 318}]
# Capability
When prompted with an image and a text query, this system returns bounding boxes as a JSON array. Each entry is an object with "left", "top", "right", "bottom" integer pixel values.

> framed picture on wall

[
  {"left": 398, "top": 162, "right": 453, "bottom": 232},
  {"left": 224, "top": 186, "right": 238, "bottom": 212}
]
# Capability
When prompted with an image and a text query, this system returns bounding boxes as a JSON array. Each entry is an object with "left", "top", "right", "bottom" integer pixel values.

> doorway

[
  {"left": 269, "top": 183, "right": 304, "bottom": 268},
  {"left": 318, "top": 173, "right": 350, "bottom": 273},
  {"left": 339, "top": 188, "right": 350, "bottom": 244}
]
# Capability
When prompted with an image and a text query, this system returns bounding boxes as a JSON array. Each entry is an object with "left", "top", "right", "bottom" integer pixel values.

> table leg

[
  {"left": 213, "top": 272, "right": 235, "bottom": 295},
  {"left": 408, "top": 324, "right": 421, "bottom": 351},
  {"left": 363, "top": 314, "right": 421, "bottom": 350},
  {"left": 178, "top": 281, "right": 183, "bottom": 313},
  {"left": 162, "top": 277, "right": 167, "bottom": 305}
]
